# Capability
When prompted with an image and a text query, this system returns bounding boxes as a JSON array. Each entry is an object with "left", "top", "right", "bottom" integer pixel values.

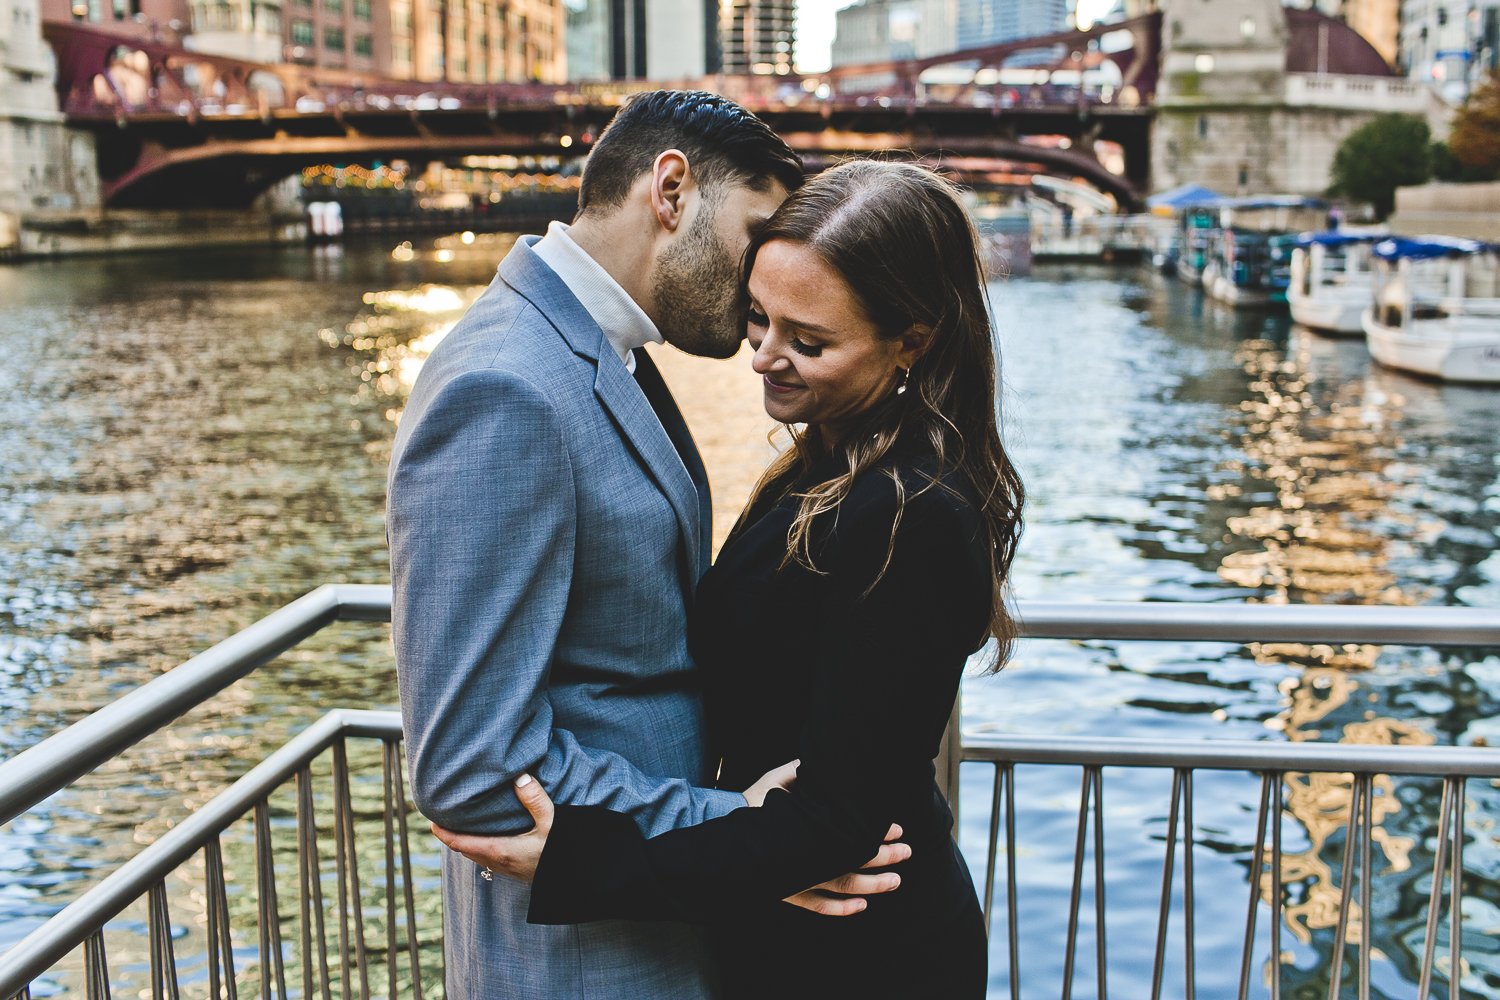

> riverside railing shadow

[{"left": 0, "top": 587, "right": 1495, "bottom": 999}]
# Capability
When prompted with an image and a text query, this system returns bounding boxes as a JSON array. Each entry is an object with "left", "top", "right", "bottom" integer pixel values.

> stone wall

[{"left": 1388, "top": 181, "right": 1500, "bottom": 241}]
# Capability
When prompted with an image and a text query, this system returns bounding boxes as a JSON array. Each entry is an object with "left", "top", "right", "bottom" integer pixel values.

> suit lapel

[
  {"left": 594, "top": 353, "right": 704, "bottom": 587},
  {"left": 497, "top": 237, "right": 705, "bottom": 590}
]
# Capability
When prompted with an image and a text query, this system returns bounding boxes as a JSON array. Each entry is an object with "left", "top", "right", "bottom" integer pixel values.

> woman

[{"left": 436, "top": 160, "right": 1025, "bottom": 996}]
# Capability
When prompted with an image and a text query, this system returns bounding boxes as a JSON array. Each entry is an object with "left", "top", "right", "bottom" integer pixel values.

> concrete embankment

[
  {"left": 1388, "top": 181, "right": 1500, "bottom": 241},
  {"left": 4, "top": 208, "right": 306, "bottom": 259}
]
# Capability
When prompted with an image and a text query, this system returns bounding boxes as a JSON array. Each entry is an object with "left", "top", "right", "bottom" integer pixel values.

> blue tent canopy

[
  {"left": 1294, "top": 230, "right": 1385, "bottom": 248},
  {"left": 1373, "top": 236, "right": 1487, "bottom": 261},
  {"left": 1147, "top": 184, "right": 1224, "bottom": 209}
]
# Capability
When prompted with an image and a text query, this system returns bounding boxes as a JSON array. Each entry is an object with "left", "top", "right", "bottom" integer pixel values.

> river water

[{"left": 1, "top": 234, "right": 1497, "bottom": 997}]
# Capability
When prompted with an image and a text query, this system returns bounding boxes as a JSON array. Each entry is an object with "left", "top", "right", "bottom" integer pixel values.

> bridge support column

[{"left": 0, "top": 0, "right": 101, "bottom": 257}]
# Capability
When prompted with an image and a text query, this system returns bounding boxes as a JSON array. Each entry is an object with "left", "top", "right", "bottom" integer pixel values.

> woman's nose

[{"left": 750, "top": 336, "right": 784, "bottom": 375}]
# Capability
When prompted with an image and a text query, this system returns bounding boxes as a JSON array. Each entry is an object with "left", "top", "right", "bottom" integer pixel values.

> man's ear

[{"left": 649, "top": 149, "right": 695, "bottom": 234}]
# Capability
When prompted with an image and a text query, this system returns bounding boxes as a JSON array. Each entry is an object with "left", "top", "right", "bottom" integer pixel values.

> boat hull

[
  {"left": 1362, "top": 309, "right": 1500, "bottom": 384},
  {"left": 1288, "top": 286, "right": 1370, "bottom": 335}
]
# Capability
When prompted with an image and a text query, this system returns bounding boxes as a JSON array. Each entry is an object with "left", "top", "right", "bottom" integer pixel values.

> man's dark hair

[{"left": 578, "top": 90, "right": 804, "bottom": 214}]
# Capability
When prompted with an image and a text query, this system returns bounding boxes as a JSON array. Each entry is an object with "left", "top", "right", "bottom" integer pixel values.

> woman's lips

[{"left": 764, "top": 376, "right": 803, "bottom": 395}]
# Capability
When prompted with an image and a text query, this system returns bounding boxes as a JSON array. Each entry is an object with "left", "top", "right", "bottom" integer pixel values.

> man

[{"left": 388, "top": 91, "right": 899, "bottom": 999}]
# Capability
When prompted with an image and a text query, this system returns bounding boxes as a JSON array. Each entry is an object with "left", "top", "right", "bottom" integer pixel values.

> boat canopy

[
  {"left": 1293, "top": 230, "right": 1385, "bottom": 248},
  {"left": 1372, "top": 236, "right": 1488, "bottom": 260},
  {"left": 1222, "top": 195, "right": 1328, "bottom": 211},
  {"left": 1147, "top": 183, "right": 1224, "bottom": 212}
]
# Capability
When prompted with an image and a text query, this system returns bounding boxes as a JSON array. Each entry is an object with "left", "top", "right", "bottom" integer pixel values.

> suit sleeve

[
  {"left": 389, "top": 365, "right": 743, "bottom": 837},
  {"left": 528, "top": 482, "right": 988, "bottom": 923}
]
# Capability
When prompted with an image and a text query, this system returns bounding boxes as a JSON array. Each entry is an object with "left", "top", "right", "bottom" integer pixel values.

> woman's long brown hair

[{"left": 740, "top": 159, "right": 1026, "bottom": 668}]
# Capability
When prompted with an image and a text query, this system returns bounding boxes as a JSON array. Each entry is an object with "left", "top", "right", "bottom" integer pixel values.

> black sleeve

[{"left": 527, "top": 481, "right": 988, "bottom": 925}]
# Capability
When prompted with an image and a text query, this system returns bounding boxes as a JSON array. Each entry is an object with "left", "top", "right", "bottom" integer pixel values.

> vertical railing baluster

[
  {"left": 1357, "top": 774, "right": 1373, "bottom": 1000},
  {"left": 84, "top": 929, "right": 110, "bottom": 1000},
  {"left": 1005, "top": 763, "right": 1019, "bottom": 1000},
  {"left": 296, "top": 767, "right": 319, "bottom": 1000},
  {"left": 1150, "top": 769, "right": 1183, "bottom": 1000},
  {"left": 1270, "top": 771, "right": 1283, "bottom": 1000},
  {"left": 392, "top": 740, "right": 425, "bottom": 1000},
  {"left": 1238, "top": 773, "right": 1273, "bottom": 1000},
  {"left": 254, "top": 800, "right": 289, "bottom": 1000},
  {"left": 382, "top": 742, "right": 400, "bottom": 1000},
  {"left": 1093, "top": 766, "right": 1107, "bottom": 1000},
  {"left": 335, "top": 739, "right": 372, "bottom": 1000},
  {"left": 1417, "top": 777, "right": 1454, "bottom": 999},
  {"left": 207, "top": 836, "right": 238, "bottom": 1000},
  {"left": 1450, "top": 777, "right": 1465, "bottom": 1000},
  {"left": 1183, "top": 769, "right": 1195, "bottom": 1000},
  {"left": 1327, "top": 773, "right": 1364, "bottom": 1000},
  {"left": 983, "top": 763, "right": 1004, "bottom": 936},
  {"left": 1061, "top": 767, "right": 1092, "bottom": 1000},
  {"left": 333, "top": 743, "right": 354, "bottom": 1000},
  {"left": 306, "top": 766, "right": 334, "bottom": 1000},
  {"left": 149, "top": 881, "right": 182, "bottom": 1000}
]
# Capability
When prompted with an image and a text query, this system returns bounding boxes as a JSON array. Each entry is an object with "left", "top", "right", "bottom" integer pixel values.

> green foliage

[
  {"left": 1449, "top": 73, "right": 1500, "bottom": 175},
  {"left": 1328, "top": 113, "right": 1432, "bottom": 219},
  {"left": 1431, "top": 140, "right": 1500, "bottom": 182}
]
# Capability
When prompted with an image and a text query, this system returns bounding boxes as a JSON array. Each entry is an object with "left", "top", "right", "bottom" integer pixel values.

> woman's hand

[
  {"left": 431, "top": 773, "right": 553, "bottom": 883},
  {"left": 743, "top": 758, "right": 800, "bottom": 807}
]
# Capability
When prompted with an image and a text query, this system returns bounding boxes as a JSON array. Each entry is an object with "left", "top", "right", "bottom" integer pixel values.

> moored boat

[
  {"left": 1362, "top": 236, "right": 1500, "bottom": 384},
  {"left": 1201, "top": 197, "right": 1327, "bottom": 309},
  {"left": 1288, "top": 231, "right": 1384, "bottom": 335}
]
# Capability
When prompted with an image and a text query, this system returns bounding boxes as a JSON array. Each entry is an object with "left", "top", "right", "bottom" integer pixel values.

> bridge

[{"left": 43, "top": 14, "right": 1161, "bottom": 210}]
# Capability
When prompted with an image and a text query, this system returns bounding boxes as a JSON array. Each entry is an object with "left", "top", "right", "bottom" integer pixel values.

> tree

[
  {"left": 1328, "top": 113, "right": 1432, "bottom": 219},
  {"left": 1431, "top": 140, "right": 1499, "bottom": 183},
  {"left": 1449, "top": 72, "right": 1500, "bottom": 176}
]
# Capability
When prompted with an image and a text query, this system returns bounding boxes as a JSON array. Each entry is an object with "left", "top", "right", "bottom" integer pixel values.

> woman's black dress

[{"left": 529, "top": 440, "right": 992, "bottom": 997}]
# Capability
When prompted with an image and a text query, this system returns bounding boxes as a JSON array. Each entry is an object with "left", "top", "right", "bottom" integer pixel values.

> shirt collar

[{"left": 532, "top": 220, "right": 663, "bottom": 373}]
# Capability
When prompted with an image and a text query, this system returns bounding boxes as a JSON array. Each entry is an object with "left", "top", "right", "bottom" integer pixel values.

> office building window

[
  {"left": 354, "top": 0, "right": 370, "bottom": 18},
  {"left": 292, "top": 18, "right": 314, "bottom": 43},
  {"left": 325, "top": 26, "right": 345, "bottom": 48},
  {"left": 355, "top": 33, "right": 373, "bottom": 54},
  {"left": 323, "top": 0, "right": 342, "bottom": 13}
]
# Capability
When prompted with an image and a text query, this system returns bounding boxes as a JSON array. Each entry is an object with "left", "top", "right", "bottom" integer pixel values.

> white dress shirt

[{"left": 532, "top": 220, "right": 662, "bottom": 374}]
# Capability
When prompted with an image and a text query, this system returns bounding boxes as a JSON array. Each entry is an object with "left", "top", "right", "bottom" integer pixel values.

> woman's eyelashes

[{"left": 746, "top": 306, "right": 824, "bottom": 357}]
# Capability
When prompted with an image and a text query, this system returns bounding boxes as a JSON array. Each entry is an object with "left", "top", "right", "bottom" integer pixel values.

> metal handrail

[
  {"left": 0, "top": 583, "right": 388, "bottom": 827},
  {"left": 3, "top": 587, "right": 1496, "bottom": 828},
  {"left": 1, "top": 588, "right": 1497, "bottom": 1000},
  {"left": 0, "top": 709, "right": 404, "bottom": 997}
]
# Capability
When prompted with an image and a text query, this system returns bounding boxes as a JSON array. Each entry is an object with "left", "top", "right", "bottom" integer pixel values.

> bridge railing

[{"left": 1, "top": 588, "right": 1495, "bottom": 998}]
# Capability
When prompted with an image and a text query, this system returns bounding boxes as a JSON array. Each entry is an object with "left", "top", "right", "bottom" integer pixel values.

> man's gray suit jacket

[{"left": 387, "top": 236, "right": 743, "bottom": 998}]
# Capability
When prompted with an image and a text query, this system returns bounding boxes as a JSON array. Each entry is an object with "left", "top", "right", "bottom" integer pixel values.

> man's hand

[
  {"left": 744, "top": 758, "right": 800, "bottom": 807},
  {"left": 783, "top": 823, "right": 911, "bottom": 917},
  {"left": 431, "top": 773, "right": 552, "bottom": 883}
]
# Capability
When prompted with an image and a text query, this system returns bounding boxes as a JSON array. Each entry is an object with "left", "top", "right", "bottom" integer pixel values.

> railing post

[{"left": 936, "top": 691, "right": 963, "bottom": 828}]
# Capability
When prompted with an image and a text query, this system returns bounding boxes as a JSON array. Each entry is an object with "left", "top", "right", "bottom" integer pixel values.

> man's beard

[{"left": 652, "top": 204, "right": 743, "bottom": 359}]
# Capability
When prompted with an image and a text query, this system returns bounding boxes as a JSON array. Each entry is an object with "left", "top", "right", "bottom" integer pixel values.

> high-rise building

[
  {"left": 831, "top": 0, "right": 955, "bottom": 66},
  {"left": 955, "top": 0, "right": 1065, "bottom": 63},
  {"left": 560, "top": 0, "right": 715, "bottom": 79},
  {"left": 1398, "top": 0, "right": 1499, "bottom": 100},
  {"left": 382, "top": 0, "right": 564, "bottom": 82},
  {"left": 720, "top": 0, "right": 796, "bottom": 74}
]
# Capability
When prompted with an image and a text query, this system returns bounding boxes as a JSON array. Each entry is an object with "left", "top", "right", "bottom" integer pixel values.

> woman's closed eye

[{"left": 788, "top": 338, "right": 822, "bottom": 357}]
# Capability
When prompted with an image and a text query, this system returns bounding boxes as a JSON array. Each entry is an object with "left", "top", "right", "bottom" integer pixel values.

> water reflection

[{"left": 1, "top": 250, "right": 1497, "bottom": 997}]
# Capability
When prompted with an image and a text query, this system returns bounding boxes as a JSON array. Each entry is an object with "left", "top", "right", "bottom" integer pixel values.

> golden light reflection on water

[{"left": 1226, "top": 329, "right": 1428, "bottom": 955}]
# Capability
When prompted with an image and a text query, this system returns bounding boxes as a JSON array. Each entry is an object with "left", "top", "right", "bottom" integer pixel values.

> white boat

[
  {"left": 1361, "top": 236, "right": 1500, "bottom": 384},
  {"left": 1287, "top": 231, "right": 1384, "bottom": 335}
]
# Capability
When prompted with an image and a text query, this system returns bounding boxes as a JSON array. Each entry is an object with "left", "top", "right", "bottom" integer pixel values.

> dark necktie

[{"left": 631, "top": 348, "right": 708, "bottom": 494}]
